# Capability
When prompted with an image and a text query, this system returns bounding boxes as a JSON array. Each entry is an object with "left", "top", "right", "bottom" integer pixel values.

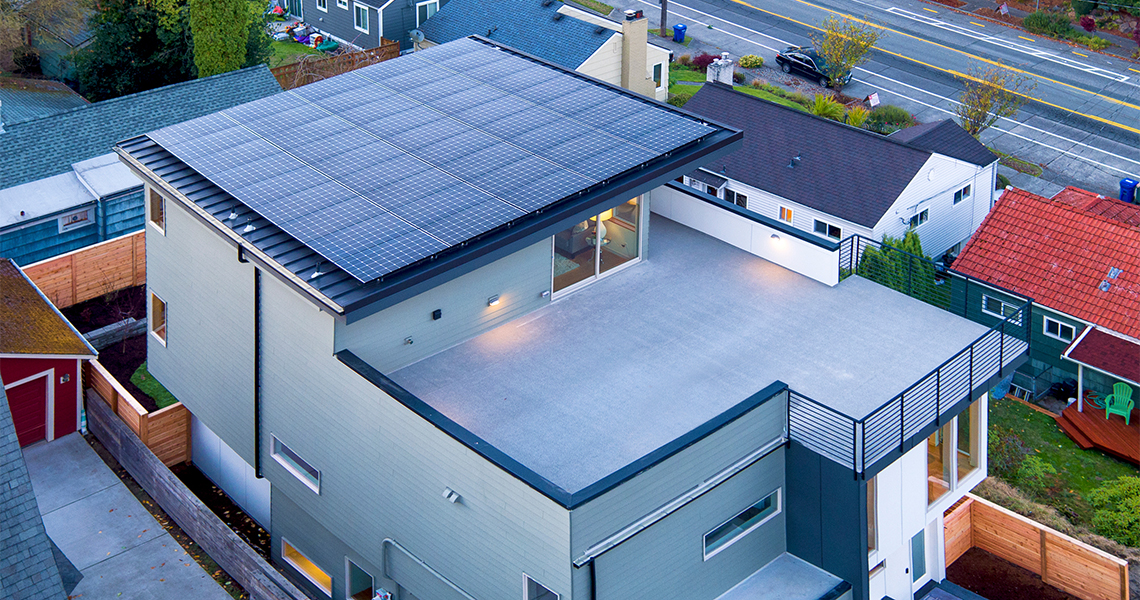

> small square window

[
  {"left": 316, "top": 0, "right": 327, "bottom": 11},
  {"left": 704, "top": 489, "right": 781, "bottom": 559},
  {"left": 779, "top": 206, "right": 793, "bottom": 224},
  {"left": 725, "top": 189, "right": 747, "bottom": 208},
  {"left": 282, "top": 539, "right": 332, "bottom": 596},
  {"left": 954, "top": 185, "right": 971, "bottom": 204},
  {"left": 336, "top": 0, "right": 347, "bottom": 8},
  {"left": 981, "top": 295, "right": 1022, "bottom": 325},
  {"left": 149, "top": 292, "right": 167, "bottom": 345},
  {"left": 909, "top": 209, "right": 929, "bottom": 228},
  {"left": 272, "top": 435, "right": 321, "bottom": 493},
  {"left": 706, "top": 184, "right": 719, "bottom": 198},
  {"left": 525, "top": 575, "right": 558, "bottom": 600},
  {"left": 416, "top": 0, "right": 437, "bottom": 26},
  {"left": 149, "top": 189, "right": 166, "bottom": 234},
  {"left": 353, "top": 4, "right": 369, "bottom": 33},
  {"left": 1043, "top": 317, "right": 1075, "bottom": 342},
  {"left": 813, "top": 219, "right": 840, "bottom": 240},
  {"left": 58, "top": 207, "right": 95, "bottom": 233}
]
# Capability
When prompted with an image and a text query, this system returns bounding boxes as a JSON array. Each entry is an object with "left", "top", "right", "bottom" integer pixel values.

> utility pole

[{"left": 660, "top": 0, "right": 669, "bottom": 36}]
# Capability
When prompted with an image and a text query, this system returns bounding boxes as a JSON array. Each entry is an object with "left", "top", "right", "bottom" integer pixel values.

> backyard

[{"left": 270, "top": 40, "right": 322, "bottom": 67}]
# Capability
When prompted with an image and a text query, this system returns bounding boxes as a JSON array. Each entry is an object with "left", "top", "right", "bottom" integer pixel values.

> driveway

[{"left": 23, "top": 432, "right": 232, "bottom": 600}]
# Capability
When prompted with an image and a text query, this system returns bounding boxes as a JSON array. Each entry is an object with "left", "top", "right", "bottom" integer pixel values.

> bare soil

[
  {"left": 171, "top": 464, "right": 271, "bottom": 559},
  {"left": 95, "top": 335, "right": 159, "bottom": 412},
  {"left": 975, "top": 8, "right": 1025, "bottom": 26},
  {"left": 927, "top": 0, "right": 966, "bottom": 8},
  {"left": 948, "top": 547, "right": 1080, "bottom": 600},
  {"left": 61, "top": 285, "right": 146, "bottom": 334}
]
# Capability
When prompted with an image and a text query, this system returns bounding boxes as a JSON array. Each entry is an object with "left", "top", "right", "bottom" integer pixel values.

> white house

[{"left": 680, "top": 83, "right": 999, "bottom": 260}]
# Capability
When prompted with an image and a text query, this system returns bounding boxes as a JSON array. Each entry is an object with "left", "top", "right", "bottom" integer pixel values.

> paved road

[{"left": 621, "top": 0, "right": 1140, "bottom": 195}]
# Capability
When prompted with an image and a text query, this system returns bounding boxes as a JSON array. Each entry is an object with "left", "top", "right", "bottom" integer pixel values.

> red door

[{"left": 7, "top": 377, "right": 47, "bottom": 446}]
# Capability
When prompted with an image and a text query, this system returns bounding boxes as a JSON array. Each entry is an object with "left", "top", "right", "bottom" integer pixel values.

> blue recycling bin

[
  {"left": 673, "top": 23, "right": 687, "bottom": 43},
  {"left": 1120, "top": 178, "right": 1138, "bottom": 204}
]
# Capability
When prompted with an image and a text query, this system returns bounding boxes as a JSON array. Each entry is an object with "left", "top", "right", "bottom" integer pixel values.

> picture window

[
  {"left": 272, "top": 435, "right": 321, "bottom": 493},
  {"left": 1043, "top": 317, "right": 1075, "bottom": 342},
  {"left": 282, "top": 539, "right": 331, "bottom": 596},
  {"left": 704, "top": 489, "right": 781, "bottom": 559},
  {"left": 813, "top": 219, "right": 841, "bottom": 240}
]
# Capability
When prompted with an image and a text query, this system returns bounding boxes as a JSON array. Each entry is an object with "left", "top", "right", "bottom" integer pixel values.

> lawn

[
  {"left": 670, "top": 65, "right": 706, "bottom": 82},
  {"left": 668, "top": 81, "right": 808, "bottom": 112},
  {"left": 567, "top": 0, "right": 613, "bottom": 15},
  {"left": 130, "top": 361, "right": 179, "bottom": 409},
  {"left": 650, "top": 28, "right": 692, "bottom": 46},
  {"left": 989, "top": 396, "right": 1138, "bottom": 524},
  {"left": 270, "top": 40, "right": 322, "bottom": 68}
]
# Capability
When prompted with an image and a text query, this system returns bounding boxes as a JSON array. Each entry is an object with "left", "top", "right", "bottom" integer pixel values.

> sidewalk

[{"left": 22, "top": 433, "right": 232, "bottom": 600}]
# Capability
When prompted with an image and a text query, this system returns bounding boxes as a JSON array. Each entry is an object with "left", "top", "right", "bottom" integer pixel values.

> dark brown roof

[
  {"left": 683, "top": 84, "right": 933, "bottom": 228},
  {"left": 0, "top": 259, "right": 94, "bottom": 356},
  {"left": 889, "top": 120, "right": 996, "bottom": 167},
  {"left": 1065, "top": 327, "right": 1140, "bottom": 385}
]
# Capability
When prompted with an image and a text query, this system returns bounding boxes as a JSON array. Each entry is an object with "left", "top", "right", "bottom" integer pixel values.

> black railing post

[
  {"left": 969, "top": 344, "right": 974, "bottom": 396},
  {"left": 935, "top": 369, "right": 942, "bottom": 426},
  {"left": 962, "top": 276, "right": 970, "bottom": 317},
  {"left": 1000, "top": 317, "right": 1006, "bottom": 376},
  {"left": 899, "top": 392, "right": 906, "bottom": 452},
  {"left": 852, "top": 421, "right": 858, "bottom": 479}
]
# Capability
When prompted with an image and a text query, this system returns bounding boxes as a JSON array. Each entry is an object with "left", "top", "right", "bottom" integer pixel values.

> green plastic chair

[{"left": 1105, "top": 382, "right": 1134, "bottom": 426}]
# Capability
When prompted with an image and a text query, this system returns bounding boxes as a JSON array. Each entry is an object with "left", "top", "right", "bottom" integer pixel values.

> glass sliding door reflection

[
  {"left": 957, "top": 400, "right": 980, "bottom": 480},
  {"left": 553, "top": 219, "right": 597, "bottom": 292},
  {"left": 599, "top": 197, "right": 640, "bottom": 274}
]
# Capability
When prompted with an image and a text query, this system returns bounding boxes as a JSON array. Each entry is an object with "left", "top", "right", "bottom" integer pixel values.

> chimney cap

[{"left": 624, "top": 9, "right": 643, "bottom": 19}]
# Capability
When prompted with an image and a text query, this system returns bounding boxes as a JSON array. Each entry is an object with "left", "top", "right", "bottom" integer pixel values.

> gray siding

[
  {"left": 146, "top": 194, "right": 257, "bottom": 464},
  {"left": 569, "top": 393, "right": 786, "bottom": 599},
  {"left": 259, "top": 272, "right": 572, "bottom": 600},
  {"left": 103, "top": 188, "right": 145, "bottom": 239},
  {"left": 334, "top": 239, "right": 551, "bottom": 372},
  {"left": 302, "top": 0, "right": 447, "bottom": 49}
]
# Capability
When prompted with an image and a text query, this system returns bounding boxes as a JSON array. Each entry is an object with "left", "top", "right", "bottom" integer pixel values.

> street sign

[
  {"left": 999, "top": 2, "right": 1009, "bottom": 15},
  {"left": 868, "top": 92, "right": 880, "bottom": 107}
]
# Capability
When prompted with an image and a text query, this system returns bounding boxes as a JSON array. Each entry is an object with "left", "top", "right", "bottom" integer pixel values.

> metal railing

[{"left": 787, "top": 235, "right": 1033, "bottom": 476}]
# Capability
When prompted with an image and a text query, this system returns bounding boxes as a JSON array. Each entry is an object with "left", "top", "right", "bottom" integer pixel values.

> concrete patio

[{"left": 22, "top": 432, "right": 231, "bottom": 600}]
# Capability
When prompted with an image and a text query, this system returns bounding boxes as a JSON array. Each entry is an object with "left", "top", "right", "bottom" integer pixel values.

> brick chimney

[
  {"left": 621, "top": 10, "right": 655, "bottom": 97},
  {"left": 706, "top": 52, "right": 735, "bottom": 86}
]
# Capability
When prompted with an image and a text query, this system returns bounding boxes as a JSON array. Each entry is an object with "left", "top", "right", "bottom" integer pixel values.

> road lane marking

[
  {"left": 1073, "top": 51, "right": 1088, "bottom": 57},
  {"left": 1130, "top": 68, "right": 1140, "bottom": 74},
  {"left": 923, "top": 6, "right": 938, "bottom": 12},
  {"left": 970, "top": 21, "right": 985, "bottom": 27},
  {"left": 1018, "top": 35, "right": 1035, "bottom": 41}
]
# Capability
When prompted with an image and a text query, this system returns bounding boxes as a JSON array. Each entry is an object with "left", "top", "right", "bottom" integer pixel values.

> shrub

[
  {"left": 1080, "top": 15, "right": 1096, "bottom": 31},
  {"left": 677, "top": 54, "right": 692, "bottom": 66},
  {"left": 1016, "top": 455, "right": 1059, "bottom": 497},
  {"left": 739, "top": 54, "right": 764, "bottom": 68},
  {"left": 1023, "top": 11, "right": 1075, "bottom": 38},
  {"left": 1084, "top": 35, "right": 1111, "bottom": 50},
  {"left": 996, "top": 173, "right": 1011, "bottom": 189},
  {"left": 692, "top": 52, "right": 717, "bottom": 72},
  {"left": 667, "top": 92, "right": 692, "bottom": 107},
  {"left": 749, "top": 78, "right": 766, "bottom": 88},
  {"left": 867, "top": 104, "right": 915, "bottom": 129},
  {"left": 732, "top": 71, "right": 746, "bottom": 84},
  {"left": 988, "top": 425, "right": 1029, "bottom": 480},
  {"left": 810, "top": 94, "right": 845, "bottom": 120},
  {"left": 1089, "top": 476, "right": 1140, "bottom": 546},
  {"left": 1072, "top": 0, "right": 1097, "bottom": 15},
  {"left": 846, "top": 105, "right": 870, "bottom": 127}
]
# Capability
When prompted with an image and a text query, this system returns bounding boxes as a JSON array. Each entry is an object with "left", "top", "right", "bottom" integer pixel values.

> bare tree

[
  {"left": 0, "top": 0, "right": 91, "bottom": 69},
  {"left": 810, "top": 15, "right": 884, "bottom": 94},
  {"left": 954, "top": 65, "right": 1035, "bottom": 137}
]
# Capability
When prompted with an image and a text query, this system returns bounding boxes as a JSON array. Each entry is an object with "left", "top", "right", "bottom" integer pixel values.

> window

[
  {"left": 336, "top": 0, "right": 347, "bottom": 8},
  {"left": 415, "top": 0, "right": 437, "bottom": 26},
  {"left": 353, "top": 4, "right": 369, "bottom": 33},
  {"left": 653, "top": 63, "right": 663, "bottom": 89},
  {"left": 282, "top": 539, "right": 332, "bottom": 596},
  {"left": 347, "top": 559, "right": 374, "bottom": 600},
  {"left": 956, "top": 398, "right": 980, "bottom": 481},
  {"left": 674, "top": 176, "right": 684, "bottom": 184},
  {"left": 909, "top": 209, "right": 929, "bottom": 228},
  {"left": 272, "top": 435, "right": 321, "bottom": 492},
  {"left": 725, "top": 189, "right": 747, "bottom": 208},
  {"left": 316, "top": 0, "right": 327, "bottom": 11},
  {"left": 149, "top": 292, "right": 167, "bottom": 345},
  {"left": 813, "top": 219, "right": 841, "bottom": 240},
  {"left": 706, "top": 184, "right": 719, "bottom": 198},
  {"left": 981, "top": 295, "right": 1022, "bottom": 325},
  {"left": 954, "top": 185, "right": 971, "bottom": 204},
  {"left": 148, "top": 189, "right": 165, "bottom": 233},
  {"left": 927, "top": 424, "right": 952, "bottom": 506},
  {"left": 911, "top": 530, "right": 926, "bottom": 582},
  {"left": 1043, "top": 316, "right": 1075, "bottom": 342},
  {"left": 867, "top": 476, "right": 877, "bottom": 553},
  {"left": 525, "top": 575, "right": 558, "bottom": 600},
  {"left": 703, "top": 489, "right": 781, "bottom": 559},
  {"left": 779, "top": 206, "right": 793, "bottom": 224},
  {"left": 58, "top": 207, "right": 95, "bottom": 233}
]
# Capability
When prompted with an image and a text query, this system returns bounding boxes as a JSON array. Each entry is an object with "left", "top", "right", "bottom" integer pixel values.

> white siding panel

[
  {"left": 722, "top": 179, "right": 874, "bottom": 243},
  {"left": 576, "top": 36, "right": 622, "bottom": 86}
]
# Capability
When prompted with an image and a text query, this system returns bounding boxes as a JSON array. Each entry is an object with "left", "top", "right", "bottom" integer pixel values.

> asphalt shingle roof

[
  {"left": 889, "top": 120, "right": 996, "bottom": 167},
  {"left": 418, "top": 0, "right": 615, "bottom": 69},
  {"left": 0, "top": 65, "right": 281, "bottom": 190},
  {"left": 1066, "top": 327, "right": 1140, "bottom": 385},
  {"left": 0, "top": 78, "right": 89, "bottom": 126},
  {"left": 953, "top": 187, "right": 1140, "bottom": 339},
  {"left": 0, "top": 259, "right": 95, "bottom": 356},
  {"left": 683, "top": 84, "right": 933, "bottom": 228}
]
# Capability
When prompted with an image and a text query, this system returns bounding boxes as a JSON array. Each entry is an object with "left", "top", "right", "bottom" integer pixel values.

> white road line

[{"left": 641, "top": 0, "right": 1139, "bottom": 174}]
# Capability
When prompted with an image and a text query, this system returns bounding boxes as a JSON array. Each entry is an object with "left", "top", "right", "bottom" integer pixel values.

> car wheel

[
  {"left": 780, "top": 62, "right": 791, "bottom": 73},
  {"left": 818, "top": 75, "right": 829, "bottom": 87}
]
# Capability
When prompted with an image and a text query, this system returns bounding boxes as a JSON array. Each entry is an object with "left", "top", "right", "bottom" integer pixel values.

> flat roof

[
  {"left": 389, "top": 214, "right": 989, "bottom": 494},
  {"left": 715, "top": 553, "right": 847, "bottom": 600}
]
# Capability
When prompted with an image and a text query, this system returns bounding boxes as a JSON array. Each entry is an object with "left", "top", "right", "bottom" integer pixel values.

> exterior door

[
  {"left": 7, "top": 374, "right": 49, "bottom": 446},
  {"left": 884, "top": 543, "right": 912, "bottom": 600}
]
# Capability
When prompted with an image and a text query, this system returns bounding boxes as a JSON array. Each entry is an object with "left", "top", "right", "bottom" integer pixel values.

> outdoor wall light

[
  {"left": 770, "top": 234, "right": 781, "bottom": 241},
  {"left": 487, "top": 295, "right": 501, "bottom": 307}
]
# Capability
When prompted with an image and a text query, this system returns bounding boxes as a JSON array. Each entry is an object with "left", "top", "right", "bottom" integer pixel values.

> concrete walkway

[{"left": 23, "top": 433, "right": 232, "bottom": 600}]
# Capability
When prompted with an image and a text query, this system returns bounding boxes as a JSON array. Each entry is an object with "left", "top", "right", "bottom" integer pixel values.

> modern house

[
  {"left": 116, "top": 36, "right": 1026, "bottom": 600},
  {"left": 0, "top": 66, "right": 281, "bottom": 267},
  {"left": 0, "top": 259, "right": 97, "bottom": 447},
  {"left": 679, "top": 84, "right": 998, "bottom": 260},
  {"left": 417, "top": 0, "right": 670, "bottom": 101},
  {"left": 950, "top": 186, "right": 1139, "bottom": 416}
]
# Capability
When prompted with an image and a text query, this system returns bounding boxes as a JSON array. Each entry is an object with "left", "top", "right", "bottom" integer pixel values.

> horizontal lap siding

[{"left": 103, "top": 189, "right": 146, "bottom": 238}]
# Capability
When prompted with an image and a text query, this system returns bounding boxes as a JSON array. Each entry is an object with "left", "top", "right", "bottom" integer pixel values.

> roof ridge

[
  {"left": 4, "top": 65, "right": 274, "bottom": 131},
  {"left": 1041, "top": 191, "right": 1140, "bottom": 235}
]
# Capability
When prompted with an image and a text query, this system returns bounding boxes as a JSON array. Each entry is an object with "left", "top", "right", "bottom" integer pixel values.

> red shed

[{"left": 0, "top": 259, "right": 96, "bottom": 446}]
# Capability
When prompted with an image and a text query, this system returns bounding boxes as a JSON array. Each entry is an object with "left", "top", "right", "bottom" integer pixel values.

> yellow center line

[
  {"left": 1130, "top": 68, "right": 1140, "bottom": 74},
  {"left": 970, "top": 21, "right": 985, "bottom": 27},
  {"left": 1018, "top": 35, "right": 1036, "bottom": 41},
  {"left": 922, "top": 6, "right": 938, "bottom": 12},
  {"left": 723, "top": 0, "right": 1140, "bottom": 135},
  {"left": 1073, "top": 51, "right": 1088, "bottom": 57}
]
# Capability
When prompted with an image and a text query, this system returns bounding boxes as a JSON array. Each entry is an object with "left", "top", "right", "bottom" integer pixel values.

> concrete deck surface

[
  {"left": 23, "top": 433, "right": 231, "bottom": 600},
  {"left": 392, "top": 215, "right": 990, "bottom": 492},
  {"left": 715, "top": 553, "right": 845, "bottom": 600}
]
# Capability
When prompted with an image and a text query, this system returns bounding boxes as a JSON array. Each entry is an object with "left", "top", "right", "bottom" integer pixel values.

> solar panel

[{"left": 147, "top": 37, "right": 718, "bottom": 284}]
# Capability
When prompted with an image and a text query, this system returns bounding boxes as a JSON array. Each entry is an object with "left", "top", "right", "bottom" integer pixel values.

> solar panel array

[{"left": 148, "top": 37, "right": 716, "bottom": 283}]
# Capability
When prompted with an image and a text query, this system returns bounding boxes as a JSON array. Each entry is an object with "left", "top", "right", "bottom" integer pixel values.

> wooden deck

[{"left": 1055, "top": 401, "right": 1139, "bottom": 466}]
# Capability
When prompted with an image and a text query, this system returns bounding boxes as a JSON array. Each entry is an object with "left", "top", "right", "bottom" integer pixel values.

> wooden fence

[
  {"left": 24, "top": 231, "right": 145, "bottom": 309},
  {"left": 270, "top": 41, "right": 400, "bottom": 90},
  {"left": 945, "top": 494, "right": 1129, "bottom": 600},
  {"left": 84, "top": 360, "right": 191, "bottom": 466},
  {"left": 86, "top": 389, "right": 311, "bottom": 600}
]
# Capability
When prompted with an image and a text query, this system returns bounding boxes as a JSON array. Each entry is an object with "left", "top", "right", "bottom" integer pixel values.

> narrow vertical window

[
  {"left": 867, "top": 476, "right": 877, "bottom": 552},
  {"left": 148, "top": 189, "right": 166, "bottom": 234},
  {"left": 149, "top": 292, "right": 167, "bottom": 345}
]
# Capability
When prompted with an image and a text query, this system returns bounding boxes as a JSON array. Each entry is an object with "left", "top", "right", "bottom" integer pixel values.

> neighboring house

[
  {"left": 418, "top": 0, "right": 669, "bottom": 100},
  {"left": 951, "top": 186, "right": 1140, "bottom": 401},
  {"left": 0, "top": 385, "right": 81, "bottom": 600},
  {"left": 28, "top": 10, "right": 94, "bottom": 83},
  {"left": 679, "top": 84, "right": 998, "bottom": 260},
  {"left": 0, "top": 259, "right": 97, "bottom": 448},
  {"left": 0, "top": 65, "right": 281, "bottom": 266},
  {"left": 292, "top": 0, "right": 441, "bottom": 52},
  {"left": 117, "top": 37, "right": 1023, "bottom": 600},
  {"left": 0, "top": 77, "right": 88, "bottom": 128}
]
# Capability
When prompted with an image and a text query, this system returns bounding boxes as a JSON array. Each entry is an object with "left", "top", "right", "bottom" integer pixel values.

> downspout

[
  {"left": 253, "top": 265, "right": 263, "bottom": 478},
  {"left": 589, "top": 559, "right": 597, "bottom": 600}
]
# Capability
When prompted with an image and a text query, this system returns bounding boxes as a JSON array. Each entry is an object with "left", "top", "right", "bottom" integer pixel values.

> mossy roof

[{"left": 0, "top": 259, "right": 94, "bottom": 357}]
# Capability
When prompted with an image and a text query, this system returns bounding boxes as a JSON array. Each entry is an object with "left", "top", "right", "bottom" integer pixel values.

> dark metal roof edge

[{"left": 337, "top": 349, "right": 788, "bottom": 510}]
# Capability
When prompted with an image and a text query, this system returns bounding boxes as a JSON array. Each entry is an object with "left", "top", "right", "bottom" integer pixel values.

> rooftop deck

[{"left": 389, "top": 214, "right": 991, "bottom": 493}]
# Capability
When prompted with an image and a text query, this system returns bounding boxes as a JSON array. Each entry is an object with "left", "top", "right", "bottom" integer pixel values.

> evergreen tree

[{"left": 190, "top": 0, "right": 247, "bottom": 77}]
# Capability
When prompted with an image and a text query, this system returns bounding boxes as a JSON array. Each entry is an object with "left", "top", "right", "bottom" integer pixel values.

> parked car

[{"left": 775, "top": 46, "right": 851, "bottom": 88}]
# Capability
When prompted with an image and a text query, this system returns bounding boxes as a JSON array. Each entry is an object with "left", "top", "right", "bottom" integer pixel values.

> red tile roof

[
  {"left": 0, "top": 259, "right": 95, "bottom": 357},
  {"left": 953, "top": 187, "right": 1140, "bottom": 339},
  {"left": 1065, "top": 327, "right": 1140, "bottom": 385},
  {"left": 1052, "top": 186, "right": 1140, "bottom": 227}
]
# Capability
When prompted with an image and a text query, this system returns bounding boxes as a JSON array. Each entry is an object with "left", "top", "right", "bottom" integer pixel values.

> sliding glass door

[{"left": 552, "top": 196, "right": 642, "bottom": 294}]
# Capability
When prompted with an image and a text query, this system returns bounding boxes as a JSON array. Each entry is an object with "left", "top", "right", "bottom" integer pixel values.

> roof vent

[
  {"left": 542, "top": 0, "right": 552, "bottom": 5},
  {"left": 595, "top": 25, "right": 605, "bottom": 34},
  {"left": 787, "top": 154, "right": 802, "bottom": 169},
  {"left": 1107, "top": 266, "right": 1123, "bottom": 279},
  {"left": 1098, "top": 280, "right": 1112, "bottom": 292},
  {"left": 552, "top": 12, "right": 563, "bottom": 20}
]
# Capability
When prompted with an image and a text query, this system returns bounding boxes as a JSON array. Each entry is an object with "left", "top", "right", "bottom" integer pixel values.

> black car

[{"left": 774, "top": 46, "right": 852, "bottom": 88}]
